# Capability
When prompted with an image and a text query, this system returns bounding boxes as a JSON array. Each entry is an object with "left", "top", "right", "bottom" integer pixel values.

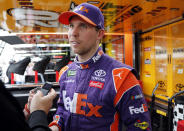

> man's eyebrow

[
  {"left": 79, "top": 21, "right": 87, "bottom": 25},
  {"left": 69, "top": 21, "right": 86, "bottom": 25},
  {"left": 79, "top": 22, "right": 88, "bottom": 26}
]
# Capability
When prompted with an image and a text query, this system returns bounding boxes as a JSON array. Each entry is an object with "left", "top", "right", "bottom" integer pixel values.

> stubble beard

[
  {"left": 72, "top": 44, "right": 96, "bottom": 61},
  {"left": 73, "top": 47, "right": 90, "bottom": 56}
]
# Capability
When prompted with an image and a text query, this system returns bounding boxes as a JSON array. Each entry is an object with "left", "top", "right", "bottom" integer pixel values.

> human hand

[
  {"left": 27, "top": 89, "right": 36, "bottom": 110},
  {"left": 30, "top": 88, "right": 56, "bottom": 114},
  {"left": 23, "top": 89, "right": 36, "bottom": 119}
]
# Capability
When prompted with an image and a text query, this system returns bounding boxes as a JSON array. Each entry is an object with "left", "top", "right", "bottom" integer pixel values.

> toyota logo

[{"left": 94, "top": 70, "right": 106, "bottom": 77}]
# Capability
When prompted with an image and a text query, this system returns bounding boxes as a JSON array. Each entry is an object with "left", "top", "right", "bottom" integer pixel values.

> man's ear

[{"left": 97, "top": 29, "right": 105, "bottom": 40}]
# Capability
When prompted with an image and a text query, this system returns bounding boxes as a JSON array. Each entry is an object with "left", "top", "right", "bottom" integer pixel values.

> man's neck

[{"left": 78, "top": 46, "right": 99, "bottom": 62}]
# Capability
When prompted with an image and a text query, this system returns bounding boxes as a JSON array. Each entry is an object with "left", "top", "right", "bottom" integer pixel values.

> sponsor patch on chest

[
  {"left": 62, "top": 91, "right": 103, "bottom": 117},
  {"left": 89, "top": 80, "right": 104, "bottom": 89},
  {"left": 91, "top": 69, "right": 106, "bottom": 82},
  {"left": 67, "top": 70, "right": 76, "bottom": 77}
]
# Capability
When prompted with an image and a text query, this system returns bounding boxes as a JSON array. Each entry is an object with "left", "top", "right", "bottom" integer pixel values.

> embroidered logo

[
  {"left": 91, "top": 76, "right": 105, "bottom": 82},
  {"left": 53, "top": 115, "right": 60, "bottom": 123},
  {"left": 63, "top": 91, "right": 102, "bottom": 117},
  {"left": 80, "top": 64, "right": 89, "bottom": 69},
  {"left": 129, "top": 104, "right": 148, "bottom": 115},
  {"left": 67, "top": 70, "right": 76, "bottom": 77},
  {"left": 89, "top": 80, "right": 104, "bottom": 89},
  {"left": 113, "top": 71, "right": 124, "bottom": 79},
  {"left": 94, "top": 69, "right": 106, "bottom": 77},
  {"left": 131, "top": 94, "right": 143, "bottom": 100},
  {"left": 134, "top": 121, "right": 149, "bottom": 130},
  {"left": 74, "top": 6, "right": 89, "bottom": 13},
  {"left": 79, "top": 6, "right": 88, "bottom": 13},
  {"left": 92, "top": 50, "right": 103, "bottom": 63},
  {"left": 64, "top": 79, "right": 75, "bottom": 83}
]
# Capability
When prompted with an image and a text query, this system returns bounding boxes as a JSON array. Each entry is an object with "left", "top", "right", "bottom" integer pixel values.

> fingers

[
  {"left": 34, "top": 90, "right": 44, "bottom": 98},
  {"left": 43, "top": 88, "right": 57, "bottom": 101},
  {"left": 34, "top": 88, "right": 56, "bottom": 99},
  {"left": 27, "top": 89, "right": 36, "bottom": 109},
  {"left": 29, "top": 88, "right": 36, "bottom": 95},
  {"left": 30, "top": 88, "right": 56, "bottom": 114},
  {"left": 48, "top": 88, "right": 57, "bottom": 99}
]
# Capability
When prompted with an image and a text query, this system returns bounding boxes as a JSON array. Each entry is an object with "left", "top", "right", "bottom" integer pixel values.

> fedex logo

[
  {"left": 74, "top": 6, "right": 88, "bottom": 13},
  {"left": 92, "top": 50, "right": 103, "bottom": 63},
  {"left": 129, "top": 104, "right": 148, "bottom": 115},
  {"left": 79, "top": 6, "right": 89, "bottom": 13},
  {"left": 92, "top": 54, "right": 101, "bottom": 63},
  {"left": 63, "top": 91, "right": 102, "bottom": 117}
]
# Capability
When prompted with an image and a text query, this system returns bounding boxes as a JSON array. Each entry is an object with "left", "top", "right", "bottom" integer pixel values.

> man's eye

[{"left": 80, "top": 24, "right": 88, "bottom": 29}]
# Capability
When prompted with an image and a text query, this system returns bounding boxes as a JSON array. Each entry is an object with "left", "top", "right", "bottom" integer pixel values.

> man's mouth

[{"left": 70, "top": 41, "right": 80, "bottom": 45}]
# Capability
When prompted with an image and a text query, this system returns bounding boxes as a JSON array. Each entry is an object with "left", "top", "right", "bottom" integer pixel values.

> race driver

[{"left": 49, "top": 3, "right": 152, "bottom": 131}]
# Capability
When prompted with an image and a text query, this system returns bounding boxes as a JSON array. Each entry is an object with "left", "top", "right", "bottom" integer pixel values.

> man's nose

[{"left": 70, "top": 27, "right": 79, "bottom": 37}]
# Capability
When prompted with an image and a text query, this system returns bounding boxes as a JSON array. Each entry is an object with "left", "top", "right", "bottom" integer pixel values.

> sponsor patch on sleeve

[{"left": 134, "top": 120, "right": 149, "bottom": 130}]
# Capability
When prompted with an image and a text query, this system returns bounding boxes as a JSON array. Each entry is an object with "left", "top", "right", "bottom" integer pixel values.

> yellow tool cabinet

[{"left": 140, "top": 20, "right": 184, "bottom": 100}]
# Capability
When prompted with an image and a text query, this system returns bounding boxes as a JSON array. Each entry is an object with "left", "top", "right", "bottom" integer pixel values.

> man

[
  {"left": 0, "top": 79, "right": 56, "bottom": 131},
  {"left": 49, "top": 3, "right": 151, "bottom": 131}
]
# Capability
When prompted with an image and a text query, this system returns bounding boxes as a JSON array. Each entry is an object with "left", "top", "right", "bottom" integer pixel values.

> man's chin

[
  {"left": 74, "top": 50, "right": 84, "bottom": 56},
  {"left": 73, "top": 50, "right": 80, "bottom": 55}
]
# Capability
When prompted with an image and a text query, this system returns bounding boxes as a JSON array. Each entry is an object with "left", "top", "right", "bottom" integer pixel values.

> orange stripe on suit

[
  {"left": 110, "top": 112, "right": 120, "bottom": 131},
  {"left": 59, "top": 66, "right": 69, "bottom": 80},
  {"left": 112, "top": 68, "right": 139, "bottom": 106}
]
